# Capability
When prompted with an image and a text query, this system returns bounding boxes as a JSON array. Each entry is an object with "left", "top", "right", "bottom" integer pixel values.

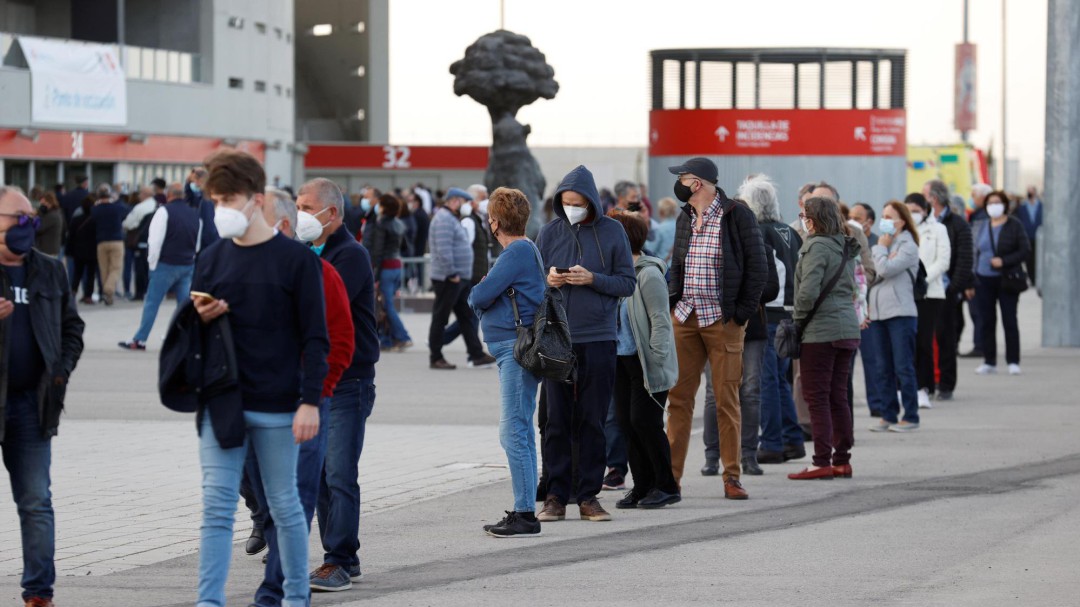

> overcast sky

[{"left": 388, "top": 0, "right": 1048, "bottom": 183}]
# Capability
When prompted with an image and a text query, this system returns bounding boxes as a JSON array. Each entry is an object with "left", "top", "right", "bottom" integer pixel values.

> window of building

[
  {"left": 274, "top": 84, "right": 283, "bottom": 96},
  {"left": 254, "top": 81, "right": 266, "bottom": 93},
  {"left": 286, "top": 87, "right": 292, "bottom": 98},
  {"left": 228, "top": 16, "right": 244, "bottom": 29},
  {"left": 274, "top": 27, "right": 283, "bottom": 39},
  {"left": 229, "top": 78, "right": 243, "bottom": 89},
  {"left": 255, "top": 22, "right": 267, "bottom": 34}
]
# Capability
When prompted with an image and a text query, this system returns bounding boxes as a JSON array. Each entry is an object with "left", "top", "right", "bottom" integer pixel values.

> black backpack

[
  {"left": 506, "top": 247, "right": 577, "bottom": 383},
  {"left": 906, "top": 261, "right": 929, "bottom": 301}
]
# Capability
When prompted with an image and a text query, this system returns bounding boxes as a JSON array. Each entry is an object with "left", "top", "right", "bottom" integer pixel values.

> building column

[{"left": 1041, "top": 0, "right": 1080, "bottom": 346}]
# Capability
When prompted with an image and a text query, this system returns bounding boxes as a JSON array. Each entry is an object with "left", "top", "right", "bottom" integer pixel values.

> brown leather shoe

[
  {"left": 537, "top": 495, "right": 565, "bottom": 522},
  {"left": 429, "top": 358, "right": 457, "bottom": 370},
  {"left": 578, "top": 497, "right": 612, "bottom": 521},
  {"left": 832, "top": 464, "right": 853, "bottom": 478},
  {"left": 25, "top": 598, "right": 55, "bottom": 607},
  {"left": 788, "top": 466, "right": 835, "bottom": 480},
  {"left": 724, "top": 477, "right": 749, "bottom": 500}
]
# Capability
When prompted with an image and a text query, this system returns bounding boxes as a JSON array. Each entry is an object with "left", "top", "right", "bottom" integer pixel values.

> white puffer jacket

[{"left": 916, "top": 216, "right": 951, "bottom": 300}]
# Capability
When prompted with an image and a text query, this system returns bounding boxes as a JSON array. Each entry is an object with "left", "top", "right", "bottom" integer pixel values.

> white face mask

[
  {"left": 801, "top": 218, "right": 812, "bottom": 234},
  {"left": 910, "top": 212, "right": 924, "bottom": 225},
  {"left": 478, "top": 199, "right": 489, "bottom": 216},
  {"left": 295, "top": 210, "right": 326, "bottom": 242},
  {"left": 987, "top": 203, "right": 1006, "bottom": 219},
  {"left": 460, "top": 202, "right": 473, "bottom": 217},
  {"left": 564, "top": 205, "right": 589, "bottom": 225},
  {"left": 214, "top": 198, "right": 255, "bottom": 240}
]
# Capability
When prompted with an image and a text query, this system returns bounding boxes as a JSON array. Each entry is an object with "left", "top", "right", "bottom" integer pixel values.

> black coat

[
  {"left": 976, "top": 216, "right": 1031, "bottom": 275},
  {"left": 0, "top": 250, "right": 85, "bottom": 438},
  {"left": 760, "top": 221, "right": 803, "bottom": 322},
  {"left": 159, "top": 302, "right": 245, "bottom": 449},
  {"left": 939, "top": 209, "right": 974, "bottom": 294},
  {"left": 746, "top": 242, "right": 781, "bottom": 341},
  {"left": 668, "top": 189, "right": 769, "bottom": 326}
]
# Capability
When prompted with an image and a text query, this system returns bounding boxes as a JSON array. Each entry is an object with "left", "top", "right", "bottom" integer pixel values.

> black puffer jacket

[
  {"left": 0, "top": 250, "right": 85, "bottom": 438},
  {"left": 939, "top": 209, "right": 974, "bottom": 294},
  {"left": 668, "top": 189, "right": 769, "bottom": 326},
  {"left": 746, "top": 242, "right": 780, "bottom": 341},
  {"left": 760, "top": 221, "right": 803, "bottom": 323}
]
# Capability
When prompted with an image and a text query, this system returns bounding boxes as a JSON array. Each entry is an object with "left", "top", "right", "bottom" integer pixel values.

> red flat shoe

[
  {"left": 787, "top": 467, "right": 835, "bottom": 480},
  {"left": 832, "top": 464, "right": 852, "bottom": 478}
]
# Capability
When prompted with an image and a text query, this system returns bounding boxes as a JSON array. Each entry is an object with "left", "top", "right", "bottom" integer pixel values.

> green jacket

[
  {"left": 626, "top": 255, "right": 678, "bottom": 393},
  {"left": 793, "top": 233, "right": 861, "bottom": 344}
]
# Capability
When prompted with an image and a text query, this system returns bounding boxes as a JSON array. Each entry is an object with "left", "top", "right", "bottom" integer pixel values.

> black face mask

[{"left": 674, "top": 180, "right": 694, "bottom": 203}]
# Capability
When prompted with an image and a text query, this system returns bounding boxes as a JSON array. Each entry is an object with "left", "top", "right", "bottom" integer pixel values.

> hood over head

[{"left": 552, "top": 165, "right": 603, "bottom": 223}]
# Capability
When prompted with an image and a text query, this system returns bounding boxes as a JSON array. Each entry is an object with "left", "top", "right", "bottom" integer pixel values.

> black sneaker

[
  {"left": 700, "top": 458, "right": 720, "bottom": 476},
  {"left": 615, "top": 490, "right": 642, "bottom": 509},
  {"left": 117, "top": 340, "right": 147, "bottom": 351},
  {"left": 467, "top": 354, "right": 497, "bottom": 369},
  {"left": 782, "top": 444, "right": 807, "bottom": 461},
  {"left": 741, "top": 455, "right": 763, "bottom": 476},
  {"left": 601, "top": 469, "right": 626, "bottom": 491},
  {"left": 637, "top": 488, "right": 681, "bottom": 509},
  {"left": 485, "top": 511, "right": 541, "bottom": 538}
]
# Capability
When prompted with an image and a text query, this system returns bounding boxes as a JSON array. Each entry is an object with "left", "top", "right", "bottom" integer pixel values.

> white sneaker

[
  {"left": 917, "top": 389, "right": 932, "bottom": 409},
  {"left": 975, "top": 364, "right": 997, "bottom": 375},
  {"left": 1008, "top": 364, "right": 1022, "bottom": 375}
]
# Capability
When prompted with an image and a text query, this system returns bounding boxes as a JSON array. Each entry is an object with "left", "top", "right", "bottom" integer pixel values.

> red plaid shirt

[{"left": 675, "top": 194, "right": 724, "bottom": 327}]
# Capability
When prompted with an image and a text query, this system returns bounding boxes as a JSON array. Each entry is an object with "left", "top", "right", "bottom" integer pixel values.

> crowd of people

[{"left": 0, "top": 149, "right": 1043, "bottom": 605}]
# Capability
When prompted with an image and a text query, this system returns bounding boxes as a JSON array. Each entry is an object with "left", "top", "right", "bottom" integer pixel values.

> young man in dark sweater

[{"left": 296, "top": 177, "right": 380, "bottom": 592}]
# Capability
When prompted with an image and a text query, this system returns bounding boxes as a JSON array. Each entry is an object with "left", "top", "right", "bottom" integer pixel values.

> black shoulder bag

[
  {"left": 987, "top": 221, "right": 1029, "bottom": 294},
  {"left": 506, "top": 246, "right": 578, "bottom": 383},
  {"left": 774, "top": 240, "right": 850, "bottom": 359}
]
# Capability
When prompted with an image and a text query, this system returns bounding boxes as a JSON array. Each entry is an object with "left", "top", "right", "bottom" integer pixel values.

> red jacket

[{"left": 321, "top": 258, "right": 355, "bottom": 398}]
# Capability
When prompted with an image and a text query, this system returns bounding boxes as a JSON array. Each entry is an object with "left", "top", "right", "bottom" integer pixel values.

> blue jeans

[
  {"left": 251, "top": 398, "right": 330, "bottom": 606},
  {"left": 759, "top": 323, "right": 804, "bottom": 453},
  {"left": 869, "top": 317, "right": 920, "bottom": 424},
  {"left": 859, "top": 323, "right": 884, "bottom": 415},
  {"left": 2, "top": 390, "right": 54, "bottom": 601},
  {"left": 380, "top": 268, "right": 411, "bottom": 344},
  {"left": 133, "top": 263, "right": 194, "bottom": 343},
  {"left": 604, "top": 397, "right": 627, "bottom": 474},
  {"left": 317, "top": 378, "right": 375, "bottom": 569},
  {"left": 198, "top": 411, "right": 308, "bottom": 607},
  {"left": 489, "top": 339, "right": 540, "bottom": 512}
]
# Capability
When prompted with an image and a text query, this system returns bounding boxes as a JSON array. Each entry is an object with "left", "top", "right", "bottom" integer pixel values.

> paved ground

[{"left": 2, "top": 291, "right": 1077, "bottom": 606}]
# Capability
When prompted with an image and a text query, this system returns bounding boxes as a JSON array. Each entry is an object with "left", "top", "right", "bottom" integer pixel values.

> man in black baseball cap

[{"left": 667, "top": 157, "right": 719, "bottom": 185}]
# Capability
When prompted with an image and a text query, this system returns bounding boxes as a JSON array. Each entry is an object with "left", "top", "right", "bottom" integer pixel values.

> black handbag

[
  {"left": 775, "top": 240, "right": 851, "bottom": 359},
  {"left": 987, "top": 221, "right": 1029, "bottom": 294},
  {"left": 506, "top": 247, "right": 578, "bottom": 383}
]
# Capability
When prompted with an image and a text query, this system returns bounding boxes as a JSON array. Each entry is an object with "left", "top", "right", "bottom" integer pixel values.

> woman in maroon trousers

[{"left": 788, "top": 197, "right": 862, "bottom": 480}]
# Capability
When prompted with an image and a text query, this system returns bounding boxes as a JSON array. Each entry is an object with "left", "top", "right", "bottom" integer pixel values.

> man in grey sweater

[{"left": 427, "top": 188, "right": 494, "bottom": 370}]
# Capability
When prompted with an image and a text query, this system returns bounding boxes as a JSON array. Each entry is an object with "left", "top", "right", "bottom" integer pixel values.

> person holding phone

[
  {"left": 534, "top": 165, "right": 636, "bottom": 524},
  {"left": 189, "top": 150, "right": 328, "bottom": 607}
]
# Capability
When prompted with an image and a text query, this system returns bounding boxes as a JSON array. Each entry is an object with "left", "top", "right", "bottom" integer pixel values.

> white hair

[
  {"left": 266, "top": 187, "right": 297, "bottom": 232},
  {"left": 971, "top": 183, "right": 993, "bottom": 198},
  {"left": 467, "top": 184, "right": 488, "bottom": 200},
  {"left": 298, "top": 178, "right": 344, "bottom": 215},
  {"left": 737, "top": 174, "right": 782, "bottom": 223}
]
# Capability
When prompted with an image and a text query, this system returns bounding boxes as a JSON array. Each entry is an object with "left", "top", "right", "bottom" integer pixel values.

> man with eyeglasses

[{"left": 0, "top": 185, "right": 86, "bottom": 607}]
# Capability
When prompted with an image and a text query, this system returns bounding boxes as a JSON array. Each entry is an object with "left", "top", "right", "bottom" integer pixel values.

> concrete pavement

[{"left": 1, "top": 291, "right": 1077, "bottom": 606}]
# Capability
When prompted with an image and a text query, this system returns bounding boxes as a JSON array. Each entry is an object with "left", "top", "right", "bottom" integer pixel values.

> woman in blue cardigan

[{"left": 468, "top": 187, "right": 546, "bottom": 538}]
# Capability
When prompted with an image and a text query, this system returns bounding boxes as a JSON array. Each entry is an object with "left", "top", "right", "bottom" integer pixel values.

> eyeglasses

[
  {"left": 798, "top": 212, "right": 806, "bottom": 219},
  {"left": 0, "top": 213, "right": 40, "bottom": 230}
]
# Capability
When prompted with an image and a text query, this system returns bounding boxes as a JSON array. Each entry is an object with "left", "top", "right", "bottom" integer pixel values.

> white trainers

[
  {"left": 975, "top": 364, "right": 997, "bottom": 375},
  {"left": 917, "top": 389, "right": 932, "bottom": 409},
  {"left": 1008, "top": 364, "right": 1022, "bottom": 375}
]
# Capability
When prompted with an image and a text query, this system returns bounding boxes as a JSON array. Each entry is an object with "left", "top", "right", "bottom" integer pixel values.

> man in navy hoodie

[
  {"left": 535, "top": 165, "right": 636, "bottom": 523},
  {"left": 297, "top": 178, "right": 379, "bottom": 592}
]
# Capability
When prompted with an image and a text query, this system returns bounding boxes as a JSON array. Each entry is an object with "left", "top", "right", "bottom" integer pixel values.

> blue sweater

[
  {"left": 321, "top": 225, "right": 380, "bottom": 380},
  {"left": 191, "top": 233, "right": 329, "bottom": 409},
  {"left": 468, "top": 239, "right": 546, "bottom": 343},
  {"left": 535, "top": 165, "right": 636, "bottom": 343},
  {"left": 91, "top": 201, "right": 130, "bottom": 243}
]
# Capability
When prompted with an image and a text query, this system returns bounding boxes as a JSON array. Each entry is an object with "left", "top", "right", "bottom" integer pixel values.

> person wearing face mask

[
  {"left": 367, "top": 194, "right": 413, "bottom": 351},
  {"left": 970, "top": 191, "right": 1030, "bottom": 376},
  {"left": 185, "top": 151, "right": 327, "bottom": 607},
  {"left": 867, "top": 200, "right": 922, "bottom": 433},
  {"left": 186, "top": 167, "right": 219, "bottom": 255},
  {"left": 295, "top": 177, "right": 378, "bottom": 592},
  {"left": 240, "top": 187, "right": 355, "bottom": 607},
  {"left": 358, "top": 187, "right": 382, "bottom": 245},
  {"left": 443, "top": 185, "right": 496, "bottom": 351},
  {"left": 118, "top": 183, "right": 200, "bottom": 351},
  {"left": 665, "top": 158, "right": 768, "bottom": 500},
  {"left": 427, "top": 187, "right": 495, "bottom": 370},
  {"left": 534, "top": 165, "right": 636, "bottom": 523},
  {"left": 904, "top": 193, "right": 952, "bottom": 408},
  {"left": 0, "top": 185, "right": 85, "bottom": 607}
]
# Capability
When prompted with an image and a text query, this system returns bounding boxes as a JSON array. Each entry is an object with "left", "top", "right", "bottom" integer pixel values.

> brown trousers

[
  {"left": 667, "top": 311, "right": 746, "bottom": 483},
  {"left": 97, "top": 241, "right": 124, "bottom": 303}
]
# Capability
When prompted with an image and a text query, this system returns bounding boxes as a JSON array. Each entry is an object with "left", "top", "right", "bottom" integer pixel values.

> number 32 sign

[{"left": 382, "top": 145, "right": 411, "bottom": 169}]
